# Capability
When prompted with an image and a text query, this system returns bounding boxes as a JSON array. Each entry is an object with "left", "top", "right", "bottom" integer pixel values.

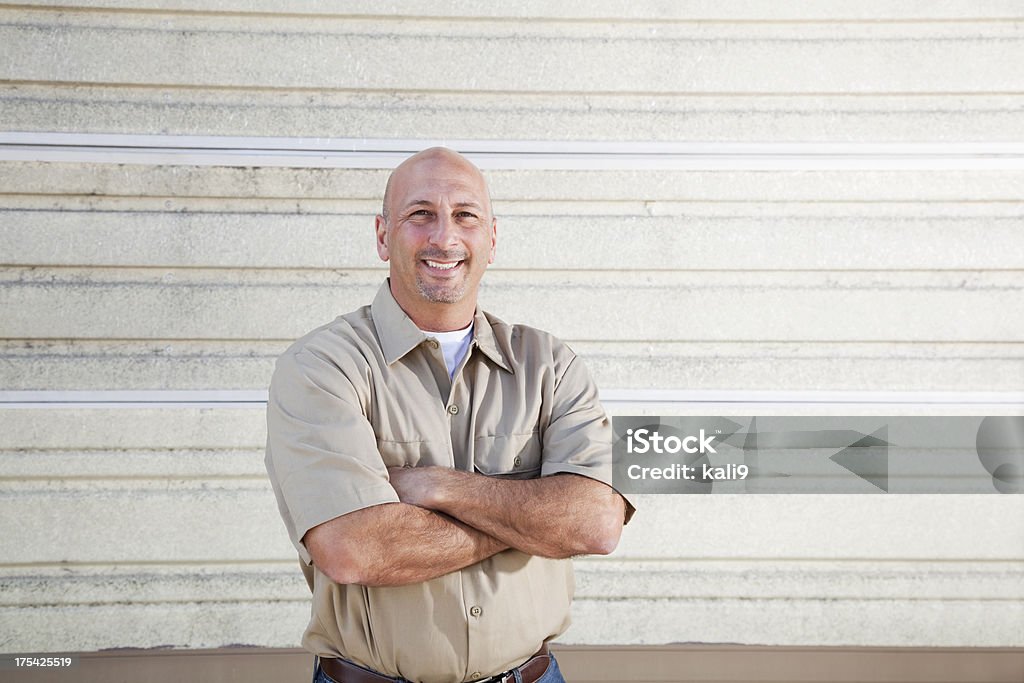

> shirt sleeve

[
  {"left": 265, "top": 344, "right": 400, "bottom": 565},
  {"left": 539, "top": 349, "right": 637, "bottom": 522}
]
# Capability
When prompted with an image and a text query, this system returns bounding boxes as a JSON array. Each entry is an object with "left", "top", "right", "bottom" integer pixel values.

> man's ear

[
  {"left": 488, "top": 217, "right": 497, "bottom": 264},
  {"left": 374, "top": 214, "right": 390, "bottom": 262}
]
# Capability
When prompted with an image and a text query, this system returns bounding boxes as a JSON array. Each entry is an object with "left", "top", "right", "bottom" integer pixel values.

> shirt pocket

[
  {"left": 473, "top": 431, "right": 542, "bottom": 479},
  {"left": 375, "top": 439, "right": 450, "bottom": 469}
]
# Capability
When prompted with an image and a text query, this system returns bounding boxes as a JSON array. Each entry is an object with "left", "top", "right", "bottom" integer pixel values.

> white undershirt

[{"left": 421, "top": 322, "right": 474, "bottom": 379}]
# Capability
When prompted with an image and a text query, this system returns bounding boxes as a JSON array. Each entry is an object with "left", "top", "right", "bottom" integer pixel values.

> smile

[{"left": 423, "top": 260, "right": 462, "bottom": 271}]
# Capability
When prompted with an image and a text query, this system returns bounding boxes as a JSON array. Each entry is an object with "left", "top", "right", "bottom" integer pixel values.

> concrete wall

[{"left": 1, "top": 1, "right": 1022, "bottom": 655}]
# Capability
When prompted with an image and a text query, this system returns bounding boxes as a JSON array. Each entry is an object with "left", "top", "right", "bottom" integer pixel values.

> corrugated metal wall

[{"left": 1, "top": 1, "right": 1022, "bottom": 653}]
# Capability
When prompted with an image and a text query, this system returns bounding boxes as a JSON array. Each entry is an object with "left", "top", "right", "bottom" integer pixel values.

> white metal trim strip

[
  {"left": 601, "top": 389, "right": 1024, "bottom": 405},
  {"left": 6, "top": 133, "right": 1024, "bottom": 154},
  {"left": 1, "top": 389, "right": 1021, "bottom": 408},
  {"left": 2, "top": 133, "right": 1023, "bottom": 170}
]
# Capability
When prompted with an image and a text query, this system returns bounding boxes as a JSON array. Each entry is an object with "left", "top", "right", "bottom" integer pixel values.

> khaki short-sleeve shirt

[{"left": 265, "top": 280, "right": 625, "bottom": 683}]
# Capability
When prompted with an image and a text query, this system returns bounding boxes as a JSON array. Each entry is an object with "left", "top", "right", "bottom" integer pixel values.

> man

[{"left": 265, "top": 147, "right": 633, "bottom": 683}]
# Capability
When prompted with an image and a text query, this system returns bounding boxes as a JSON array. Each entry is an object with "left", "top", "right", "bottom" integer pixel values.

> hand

[{"left": 387, "top": 466, "right": 453, "bottom": 508}]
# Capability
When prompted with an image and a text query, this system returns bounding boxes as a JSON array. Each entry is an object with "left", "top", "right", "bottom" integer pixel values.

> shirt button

[
  {"left": 428, "top": 339, "right": 439, "bottom": 350},
  {"left": 448, "top": 404, "right": 460, "bottom": 415},
  {"left": 513, "top": 456, "right": 522, "bottom": 468},
  {"left": 469, "top": 605, "right": 482, "bottom": 617},
  {"left": 470, "top": 673, "right": 481, "bottom": 680}
]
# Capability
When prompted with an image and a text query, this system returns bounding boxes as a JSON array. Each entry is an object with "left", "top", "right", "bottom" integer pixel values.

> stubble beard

[
  {"left": 415, "top": 250, "right": 470, "bottom": 304},
  {"left": 416, "top": 276, "right": 467, "bottom": 304}
]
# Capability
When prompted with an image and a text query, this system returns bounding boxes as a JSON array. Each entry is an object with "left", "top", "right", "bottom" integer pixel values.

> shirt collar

[{"left": 370, "top": 279, "right": 512, "bottom": 373}]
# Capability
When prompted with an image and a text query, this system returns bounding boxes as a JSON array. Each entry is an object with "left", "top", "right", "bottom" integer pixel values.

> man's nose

[{"left": 428, "top": 212, "right": 459, "bottom": 248}]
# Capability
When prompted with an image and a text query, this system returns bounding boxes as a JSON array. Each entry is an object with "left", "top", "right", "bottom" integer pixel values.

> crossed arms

[{"left": 304, "top": 468, "right": 627, "bottom": 587}]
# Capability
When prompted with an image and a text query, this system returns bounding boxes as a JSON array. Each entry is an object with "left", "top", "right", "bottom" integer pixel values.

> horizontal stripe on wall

[
  {"left": 4, "top": 209, "right": 1023, "bottom": 270},
  {"left": 5, "top": 560, "right": 1020, "bottom": 607},
  {"left": 2, "top": 561, "right": 1022, "bottom": 650},
  {"left": 4, "top": 162, "right": 1022, "bottom": 201},
  {"left": 1, "top": 484, "right": 1020, "bottom": 562},
  {"left": 3, "top": 269, "right": 1021, "bottom": 342},
  {"left": 3, "top": 10, "right": 1022, "bottom": 94},
  {"left": 5, "top": 86, "right": 1023, "bottom": 142},
  {"left": 8, "top": 1, "right": 1024, "bottom": 21},
  {"left": 12, "top": 403, "right": 1024, "bottom": 455},
  {"left": 4, "top": 340, "right": 1022, "bottom": 393},
  {"left": 3, "top": 134, "right": 1024, "bottom": 170}
]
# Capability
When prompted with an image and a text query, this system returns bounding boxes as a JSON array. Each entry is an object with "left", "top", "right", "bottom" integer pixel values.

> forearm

[
  {"left": 304, "top": 502, "right": 508, "bottom": 587},
  {"left": 391, "top": 468, "right": 625, "bottom": 559},
  {"left": 441, "top": 473, "right": 623, "bottom": 558}
]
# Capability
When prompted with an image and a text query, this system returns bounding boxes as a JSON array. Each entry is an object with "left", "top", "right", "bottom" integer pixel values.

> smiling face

[{"left": 375, "top": 148, "right": 497, "bottom": 331}]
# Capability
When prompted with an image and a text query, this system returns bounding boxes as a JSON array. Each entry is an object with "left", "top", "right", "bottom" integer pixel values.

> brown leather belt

[{"left": 318, "top": 645, "right": 551, "bottom": 683}]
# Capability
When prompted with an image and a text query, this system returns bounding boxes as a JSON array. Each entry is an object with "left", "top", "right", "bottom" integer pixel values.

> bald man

[{"left": 265, "top": 148, "right": 632, "bottom": 683}]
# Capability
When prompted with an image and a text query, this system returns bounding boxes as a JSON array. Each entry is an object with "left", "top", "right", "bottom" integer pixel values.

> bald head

[
  {"left": 373, "top": 146, "right": 498, "bottom": 331},
  {"left": 381, "top": 147, "right": 492, "bottom": 224}
]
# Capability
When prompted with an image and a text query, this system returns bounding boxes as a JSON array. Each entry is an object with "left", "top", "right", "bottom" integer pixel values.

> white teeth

[{"left": 425, "top": 260, "right": 459, "bottom": 270}]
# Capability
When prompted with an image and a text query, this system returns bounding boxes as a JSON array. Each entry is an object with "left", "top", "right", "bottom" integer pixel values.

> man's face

[{"left": 375, "top": 150, "right": 496, "bottom": 324}]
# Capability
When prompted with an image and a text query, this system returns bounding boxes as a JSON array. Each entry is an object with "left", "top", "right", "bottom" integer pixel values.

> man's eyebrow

[
  {"left": 400, "top": 200, "right": 434, "bottom": 211},
  {"left": 400, "top": 200, "right": 485, "bottom": 212}
]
